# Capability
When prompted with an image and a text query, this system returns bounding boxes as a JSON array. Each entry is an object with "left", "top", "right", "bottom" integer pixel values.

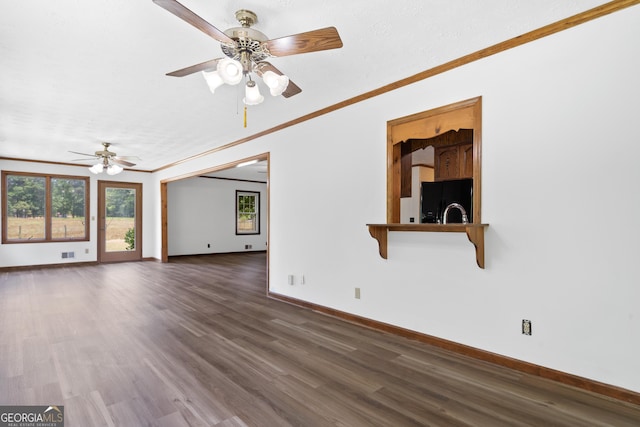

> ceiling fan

[
  {"left": 69, "top": 142, "right": 139, "bottom": 175},
  {"left": 152, "top": 0, "right": 343, "bottom": 103}
]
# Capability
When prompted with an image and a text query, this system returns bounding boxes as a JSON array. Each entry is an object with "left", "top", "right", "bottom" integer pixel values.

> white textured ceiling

[{"left": 0, "top": 0, "right": 608, "bottom": 172}]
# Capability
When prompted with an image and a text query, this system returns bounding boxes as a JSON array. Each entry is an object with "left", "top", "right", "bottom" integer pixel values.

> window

[
  {"left": 236, "top": 190, "right": 260, "bottom": 235},
  {"left": 2, "top": 171, "right": 90, "bottom": 243}
]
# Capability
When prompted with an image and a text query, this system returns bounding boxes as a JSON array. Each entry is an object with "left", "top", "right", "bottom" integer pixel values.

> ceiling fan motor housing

[
  {"left": 221, "top": 10, "right": 271, "bottom": 67},
  {"left": 96, "top": 142, "right": 116, "bottom": 158}
]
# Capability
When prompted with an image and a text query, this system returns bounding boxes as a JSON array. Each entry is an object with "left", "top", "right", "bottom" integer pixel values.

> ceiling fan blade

[
  {"left": 281, "top": 80, "right": 302, "bottom": 98},
  {"left": 152, "top": 0, "right": 235, "bottom": 45},
  {"left": 263, "top": 27, "right": 343, "bottom": 57},
  {"left": 112, "top": 158, "right": 136, "bottom": 167},
  {"left": 115, "top": 155, "right": 141, "bottom": 161},
  {"left": 166, "top": 58, "right": 221, "bottom": 77},
  {"left": 68, "top": 150, "right": 97, "bottom": 157},
  {"left": 255, "top": 62, "right": 302, "bottom": 98}
]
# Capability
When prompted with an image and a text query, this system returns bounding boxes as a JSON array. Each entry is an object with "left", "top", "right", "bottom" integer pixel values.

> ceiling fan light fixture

[
  {"left": 262, "top": 71, "right": 289, "bottom": 97},
  {"left": 243, "top": 80, "right": 264, "bottom": 105},
  {"left": 89, "top": 163, "right": 104, "bottom": 174},
  {"left": 106, "top": 164, "right": 123, "bottom": 175},
  {"left": 202, "top": 70, "right": 224, "bottom": 93},
  {"left": 217, "top": 58, "right": 243, "bottom": 85}
]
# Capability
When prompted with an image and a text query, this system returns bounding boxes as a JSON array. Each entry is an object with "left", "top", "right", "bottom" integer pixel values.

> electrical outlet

[
  {"left": 85, "top": 248, "right": 89, "bottom": 254},
  {"left": 522, "top": 319, "right": 532, "bottom": 335},
  {"left": 207, "top": 243, "right": 210, "bottom": 248},
  {"left": 288, "top": 275, "right": 294, "bottom": 285},
  {"left": 300, "top": 275, "right": 305, "bottom": 285},
  {"left": 355, "top": 288, "right": 361, "bottom": 299}
]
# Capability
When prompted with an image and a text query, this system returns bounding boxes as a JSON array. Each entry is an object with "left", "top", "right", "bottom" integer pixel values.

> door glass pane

[
  {"left": 5, "top": 175, "right": 46, "bottom": 240},
  {"left": 105, "top": 187, "right": 136, "bottom": 252},
  {"left": 51, "top": 178, "right": 87, "bottom": 239}
]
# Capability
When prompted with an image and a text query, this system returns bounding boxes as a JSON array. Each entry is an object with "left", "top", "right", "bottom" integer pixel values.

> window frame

[
  {"left": 235, "top": 190, "right": 260, "bottom": 235},
  {"left": 387, "top": 96, "right": 482, "bottom": 223},
  {"left": 2, "top": 171, "right": 90, "bottom": 244}
]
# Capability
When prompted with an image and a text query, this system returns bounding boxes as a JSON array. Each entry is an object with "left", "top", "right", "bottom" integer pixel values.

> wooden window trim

[
  {"left": 1, "top": 171, "right": 90, "bottom": 244},
  {"left": 386, "top": 97, "right": 482, "bottom": 223}
]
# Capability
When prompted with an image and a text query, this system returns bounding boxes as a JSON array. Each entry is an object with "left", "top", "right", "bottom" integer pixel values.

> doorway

[
  {"left": 98, "top": 181, "right": 142, "bottom": 262},
  {"left": 159, "top": 153, "right": 269, "bottom": 293}
]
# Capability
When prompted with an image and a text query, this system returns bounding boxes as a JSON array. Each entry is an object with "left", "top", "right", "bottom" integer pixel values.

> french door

[{"left": 98, "top": 181, "right": 142, "bottom": 262}]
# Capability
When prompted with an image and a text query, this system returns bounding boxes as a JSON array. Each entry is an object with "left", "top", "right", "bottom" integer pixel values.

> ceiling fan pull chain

[{"left": 244, "top": 106, "right": 247, "bottom": 128}]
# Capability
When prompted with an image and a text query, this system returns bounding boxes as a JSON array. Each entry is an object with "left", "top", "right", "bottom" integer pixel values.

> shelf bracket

[
  {"left": 465, "top": 225, "right": 485, "bottom": 269},
  {"left": 366, "top": 223, "right": 488, "bottom": 268},
  {"left": 368, "top": 225, "right": 388, "bottom": 259}
]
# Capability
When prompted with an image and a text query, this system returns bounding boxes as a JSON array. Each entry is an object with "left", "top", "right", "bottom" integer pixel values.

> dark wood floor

[{"left": 1, "top": 253, "right": 639, "bottom": 426}]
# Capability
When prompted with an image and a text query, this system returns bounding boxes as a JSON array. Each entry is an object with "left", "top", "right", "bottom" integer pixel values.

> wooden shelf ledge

[{"left": 366, "top": 223, "right": 489, "bottom": 268}]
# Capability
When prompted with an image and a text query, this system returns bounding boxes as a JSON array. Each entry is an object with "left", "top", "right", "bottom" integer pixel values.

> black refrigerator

[{"left": 421, "top": 179, "right": 473, "bottom": 224}]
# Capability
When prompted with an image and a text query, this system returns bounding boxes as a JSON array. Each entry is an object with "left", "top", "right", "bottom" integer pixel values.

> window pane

[
  {"left": 52, "top": 178, "right": 87, "bottom": 239},
  {"left": 238, "top": 213, "right": 256, "bottom": 231},
  {"left": 6, "top": 175, "right": 46, "bottom": 240}
]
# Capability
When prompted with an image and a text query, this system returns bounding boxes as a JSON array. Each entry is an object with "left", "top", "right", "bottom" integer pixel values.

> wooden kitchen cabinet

[
  {"left": 435, "top": 143, "right": 473, "bottom": 180},
  {"left": 460, "top": 143, "right": 473, "bottom": 178}
]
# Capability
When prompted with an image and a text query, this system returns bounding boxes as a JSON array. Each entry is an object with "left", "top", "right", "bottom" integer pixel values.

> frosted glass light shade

[
  {"left": 262, "top": 70, "right": 289, "bottom": 96},
  {"left": 217, "top": 58, "right": 243, "bottom": 85},
  {"left": 243, "top": 81, "right": 264, "bottom": 105},
  {"left": 106, "top": 164, "right": 123, "bottom": 175},
  {"left": 89, "top": 163, "right": 103, "bottom": 174},
  {"left": 202, "top": 70, "right": 224, "bottom": 93}
]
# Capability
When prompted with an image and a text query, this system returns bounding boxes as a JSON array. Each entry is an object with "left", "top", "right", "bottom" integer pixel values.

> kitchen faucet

[{"left": 442, "top": 203, "right": 469, "bottom": 224}]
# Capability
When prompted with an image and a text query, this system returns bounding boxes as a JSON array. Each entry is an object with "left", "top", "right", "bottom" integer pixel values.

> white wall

[
  {"left": 152, "top": 6, "right": 640, "bottom": 393},
  {"left": 400, "top": 165, "right": 435, "bottom": 224},
  {"left": 167, "top": 177, "right": 267, "bottom": 255},
  {"left": 0, "top": 159, "right": 156, "bottom": 267}
]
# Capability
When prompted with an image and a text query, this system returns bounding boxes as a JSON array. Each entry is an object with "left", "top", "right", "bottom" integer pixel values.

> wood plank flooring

[{"left": 1, "top": 252, "right": 640, "bottom": 426}]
